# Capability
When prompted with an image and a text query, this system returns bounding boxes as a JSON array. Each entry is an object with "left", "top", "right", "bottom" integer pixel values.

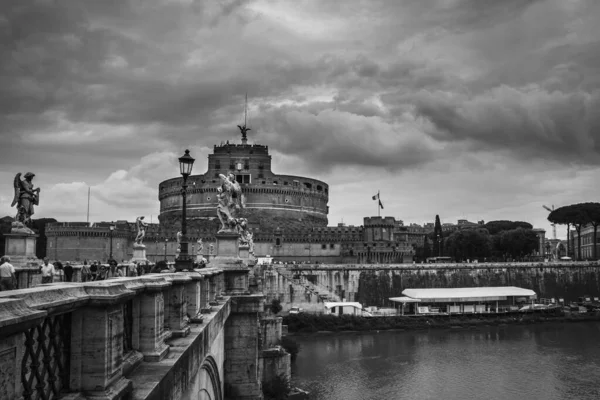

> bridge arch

[{"left": 197, "top": 355, "right": 223, "bottom": 400}]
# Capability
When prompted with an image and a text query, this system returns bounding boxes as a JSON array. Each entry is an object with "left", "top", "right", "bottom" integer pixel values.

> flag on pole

[{"left": 372, "top": 191, "right": 384, "bottom": 210}]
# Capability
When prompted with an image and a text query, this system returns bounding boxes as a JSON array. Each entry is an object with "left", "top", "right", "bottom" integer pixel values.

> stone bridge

[{"left": 0, "top": 267, "right": 290, "bottom": 400}]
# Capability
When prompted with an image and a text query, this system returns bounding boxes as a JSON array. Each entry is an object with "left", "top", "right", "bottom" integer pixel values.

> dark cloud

[
  {"left": 413, "top": 86, "right": 600, "bottom": 164},
  {"left": 1, "top": 0, "right": 600, "bottom": 232}
]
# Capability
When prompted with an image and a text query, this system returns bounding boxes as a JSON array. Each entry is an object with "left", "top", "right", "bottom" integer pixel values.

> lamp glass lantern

[{"left": 179, "top": 149, "right": 195, "bottom": 177}]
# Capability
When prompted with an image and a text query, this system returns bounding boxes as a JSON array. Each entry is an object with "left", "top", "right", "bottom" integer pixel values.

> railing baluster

[{"left": 21, "top": 314, "right": 72, "bottom": 400}]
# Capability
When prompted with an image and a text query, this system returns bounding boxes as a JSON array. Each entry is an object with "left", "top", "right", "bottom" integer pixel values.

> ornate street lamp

[
  {"left": 109, "top": 222, "right": 116, "bottom": 263},
  {"left": 164, "top": 238, "right": 168, "bottom": 261},
  {"left": 175, "top": 149, "right": 195, "bottom": 271}
]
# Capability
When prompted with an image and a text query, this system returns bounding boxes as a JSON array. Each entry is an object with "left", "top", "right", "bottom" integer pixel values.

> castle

[{"left": 43, "top": 126, "right": 426, "bottom": 263}]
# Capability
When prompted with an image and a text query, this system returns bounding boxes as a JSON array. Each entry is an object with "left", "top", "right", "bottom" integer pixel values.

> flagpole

[
  {"left": 378, "top": 190, "right": 380, "bottom": 217},
  {"left": 87, "top": 186, "right": 90, "bottom": 224}
]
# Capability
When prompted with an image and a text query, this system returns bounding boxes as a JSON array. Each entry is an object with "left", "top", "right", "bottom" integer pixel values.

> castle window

[
  {"left": 293, "top": 180, "right": 299, "bottom": 187},
  {"left": 244, "top": 161, "right": 249, "bottom": 170},
  {"left": 284, "top": 181, "right": 288, "bottom": 185},
  {"left": 321, "top": 244, "right": 326, "bottom": 249},
  {"left": 276, "top": 238, "right": 281, "bottom": 246},
  {"left": 325, "top": 188, "right": 328, "bottom": 194},
  {"left": 215, "top": 160, "right": 221, "bottom": 169},
  {"left": 304, "top": 182, "right": 312, "bottom": 189},
  {"left": 273, "top": 181, "right": 278, "bottom": 185},
  {"left": 235, "top": 174, "right": 251, "bottom": 184},
  {"left": 229, "top": 160, "right": 235, "bottom": 170},
  {"left": 316, "top": 185, "right": 322, "bottom": 191},
  {"left": 258, "top": 173, "right": 264, "bottom": 179},
  {"left": 330, "top": 244, "right": 335, "bottom": 249},
  {"left": 262, "top": 181, "right": 266, "bottom": 184},
  {"left": 259, "top": 161, "right": 264, "bottom": 170}
]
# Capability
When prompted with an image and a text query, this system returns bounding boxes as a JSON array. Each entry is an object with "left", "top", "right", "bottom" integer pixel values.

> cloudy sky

[{"left": 1, "top": 0, "right": 599, "bottom": 238}]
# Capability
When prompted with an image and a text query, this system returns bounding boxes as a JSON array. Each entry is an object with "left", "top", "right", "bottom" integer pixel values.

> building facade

[{"left": 570, "top": 225, "right": 600, "bottom": 260}]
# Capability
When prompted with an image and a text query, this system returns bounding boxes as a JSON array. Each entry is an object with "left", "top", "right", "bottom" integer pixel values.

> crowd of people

[{"left": 0, "top": 257, "right": 186, "bottom": 291}]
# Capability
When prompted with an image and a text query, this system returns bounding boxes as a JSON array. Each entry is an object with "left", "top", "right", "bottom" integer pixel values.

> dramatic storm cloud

[{"left": 1, "top": 0, "right": 599, "bottom": 235}]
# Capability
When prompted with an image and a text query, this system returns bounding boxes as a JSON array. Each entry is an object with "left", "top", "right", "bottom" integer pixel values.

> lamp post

[
  {"left": 109, "top": 222, "right": 116, "bottom": 263},
  {"left": 164, "top": 238, "right": 168, "bottom": 261},
  {"left": 175, "top": 149, "right": 195, "bottom": 271},
  {"left": 155, "top": 236, "right": 158, "bottom": 263}
]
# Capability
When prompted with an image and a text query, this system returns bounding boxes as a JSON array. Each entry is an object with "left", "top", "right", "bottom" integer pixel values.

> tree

[
  {"left": 586, "top": 203, "right": 600, "bottom": 260},
  {"left": 494, "top": 228, "right": 539, "bottom": 260},
  {"left": 433, "top": 215, "right": 443, "bottom": 257},
  {"left": 484, "top": 220, "right": 533, "bottom": 235},
  {"left": 445, "top": 228, "right": 492, "bottom": 261},
  {"left": 270, "top": 298, "right": 282, "bottom": 315},
  {"left": 548, "top": 203, "right": 600, "bottom": 261}
]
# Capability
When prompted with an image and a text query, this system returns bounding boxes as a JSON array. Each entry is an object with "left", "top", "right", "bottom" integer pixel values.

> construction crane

[{"left": 543, "top": 205, "right": 557, "bottom": 240}]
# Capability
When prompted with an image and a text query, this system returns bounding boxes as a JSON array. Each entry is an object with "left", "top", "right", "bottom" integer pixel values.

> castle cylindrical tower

[{"left": 158, "top": 135, "right": 329, "bottom": 234}]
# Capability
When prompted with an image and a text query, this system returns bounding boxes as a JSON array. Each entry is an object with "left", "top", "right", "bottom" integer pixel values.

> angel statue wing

[
  {"left": 219, "top": 174, "right": 234, "bottom": 192},
  {"left": 11, "top": 173, "right": 22, "bottom": 207}
]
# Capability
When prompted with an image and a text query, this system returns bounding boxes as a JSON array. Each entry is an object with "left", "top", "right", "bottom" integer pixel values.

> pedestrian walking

[
  {"left": 81, "top": 260, "right": 91, "bottom": 282},
  {"left": 40, "top": 257, "right": 55, "bottom": 284},
  {"left": 64, "top": 261, "right": 74, "bottom": 282},
  {"left": 0, "top": 256, "right": 17, "bottom": 291}
]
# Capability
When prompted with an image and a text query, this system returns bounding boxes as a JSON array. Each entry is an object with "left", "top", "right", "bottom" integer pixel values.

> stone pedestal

[
  {"left": 138, "top": 280, "right": 171, "bottom": 362},
  {"left": 212, "top": 232, "right": 250, "bottom": 296},
  {"left": 164, "top": 274, "right": 192, "bottom": 338},
  {"left": 4, "top": 232, "right": 42, "bottom": 288},
  {"left": 70, "top": 283, "right": 135, "bottom": 400},
  {"left": 184, "top": 272, "right": 204, "bottom": 323},
  {"left": 131, "top": 243, "right": 148, "bottom": 263},
  {"left": 239, "top": 244, "right": 250, "bottom": 260},
  {"left": 215, "top": 231, "right": 240, "bottom": 260}
]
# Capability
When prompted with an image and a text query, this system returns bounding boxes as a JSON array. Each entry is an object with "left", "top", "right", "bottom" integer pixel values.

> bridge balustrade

[{"left": 0, "top": 270, "right": 224, "bottom": 400}]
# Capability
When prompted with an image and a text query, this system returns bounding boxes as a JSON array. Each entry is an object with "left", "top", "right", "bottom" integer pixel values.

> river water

[{"left": 291, "top": 323, "right": 600, "bottom": 400}]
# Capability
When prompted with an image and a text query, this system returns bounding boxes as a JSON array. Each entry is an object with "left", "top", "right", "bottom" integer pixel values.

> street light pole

[
  {"left": 175, "top": 149, "right": 195, "bottom": 272},
  {"left": 164, "top": 238, "right": 168, "bottom": 262},
  {"left": 109, "top": 222, "right": 115, "bottom": 263}
]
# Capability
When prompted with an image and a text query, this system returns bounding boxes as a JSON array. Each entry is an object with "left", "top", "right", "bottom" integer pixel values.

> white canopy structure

[
  {"left": 400, "top": 287, "right": 536, "bottom": 303},
  {"left": 388, "top": 297, "right": 422, "bottom": 303},
  {"left": 323, "top": 302, "right": 363, "bottom": 310}
]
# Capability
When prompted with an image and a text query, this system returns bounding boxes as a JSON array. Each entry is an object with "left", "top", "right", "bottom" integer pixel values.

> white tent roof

[
  {"left": 389, "top": 296, "right": 422, "bottom": 303},
  {"left": 401, "top": 287, "right": 536, "bottom": 303},
  {"left": 324, "top": 302, "right": 363, "bottom": 309}
]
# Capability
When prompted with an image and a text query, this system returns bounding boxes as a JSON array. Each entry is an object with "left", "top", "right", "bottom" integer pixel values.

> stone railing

[
  {"left": 287, "top": 261, "right": 600, "bottom": 271},
  {"left": 0, "top": 269, "right": 227, "bottom": 400}
]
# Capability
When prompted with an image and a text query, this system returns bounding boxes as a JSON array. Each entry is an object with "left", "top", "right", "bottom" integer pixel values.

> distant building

[{"left": 570, "top": 225, "right": 600, "bottom": 260}]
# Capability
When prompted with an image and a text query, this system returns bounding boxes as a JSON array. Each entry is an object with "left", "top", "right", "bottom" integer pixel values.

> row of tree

[
  {"left": 548, "top": 202, "right": 600, "bottom": 261},
  {"left": 416, "top": 218, "right": 541, "bottom": 262}
]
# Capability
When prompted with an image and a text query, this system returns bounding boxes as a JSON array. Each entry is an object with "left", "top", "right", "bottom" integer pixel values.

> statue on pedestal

[
  {"left": 236, "top": 218, "right": 255, "bottom": 255},
  {"left": 197, "top": 238, "right": 203, "bottom": 257},
  {"left": 217, "top": 173, "right": 244, "bottom": 233},
  {"left": 134, "top": 216, "right": 148, "bottom": 245},
  {"left": 11, "top": 172, "right": 40, "bottom": 227},
  {"left": 176, "top": 231, "right": 182, "bottom": 254}
]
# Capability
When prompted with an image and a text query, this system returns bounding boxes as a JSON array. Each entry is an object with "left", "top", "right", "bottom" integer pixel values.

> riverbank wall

[
  {"left": 263, "top": 262, "right": 600, "bottom": 309},
  {"left": 282, "top": 311, "right": 600, "bottom": 334}
]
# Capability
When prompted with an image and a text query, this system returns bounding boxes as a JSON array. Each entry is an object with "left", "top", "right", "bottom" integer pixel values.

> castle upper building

[{"left": 158, "top": 130, "right": 329, "bottom": 234}]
